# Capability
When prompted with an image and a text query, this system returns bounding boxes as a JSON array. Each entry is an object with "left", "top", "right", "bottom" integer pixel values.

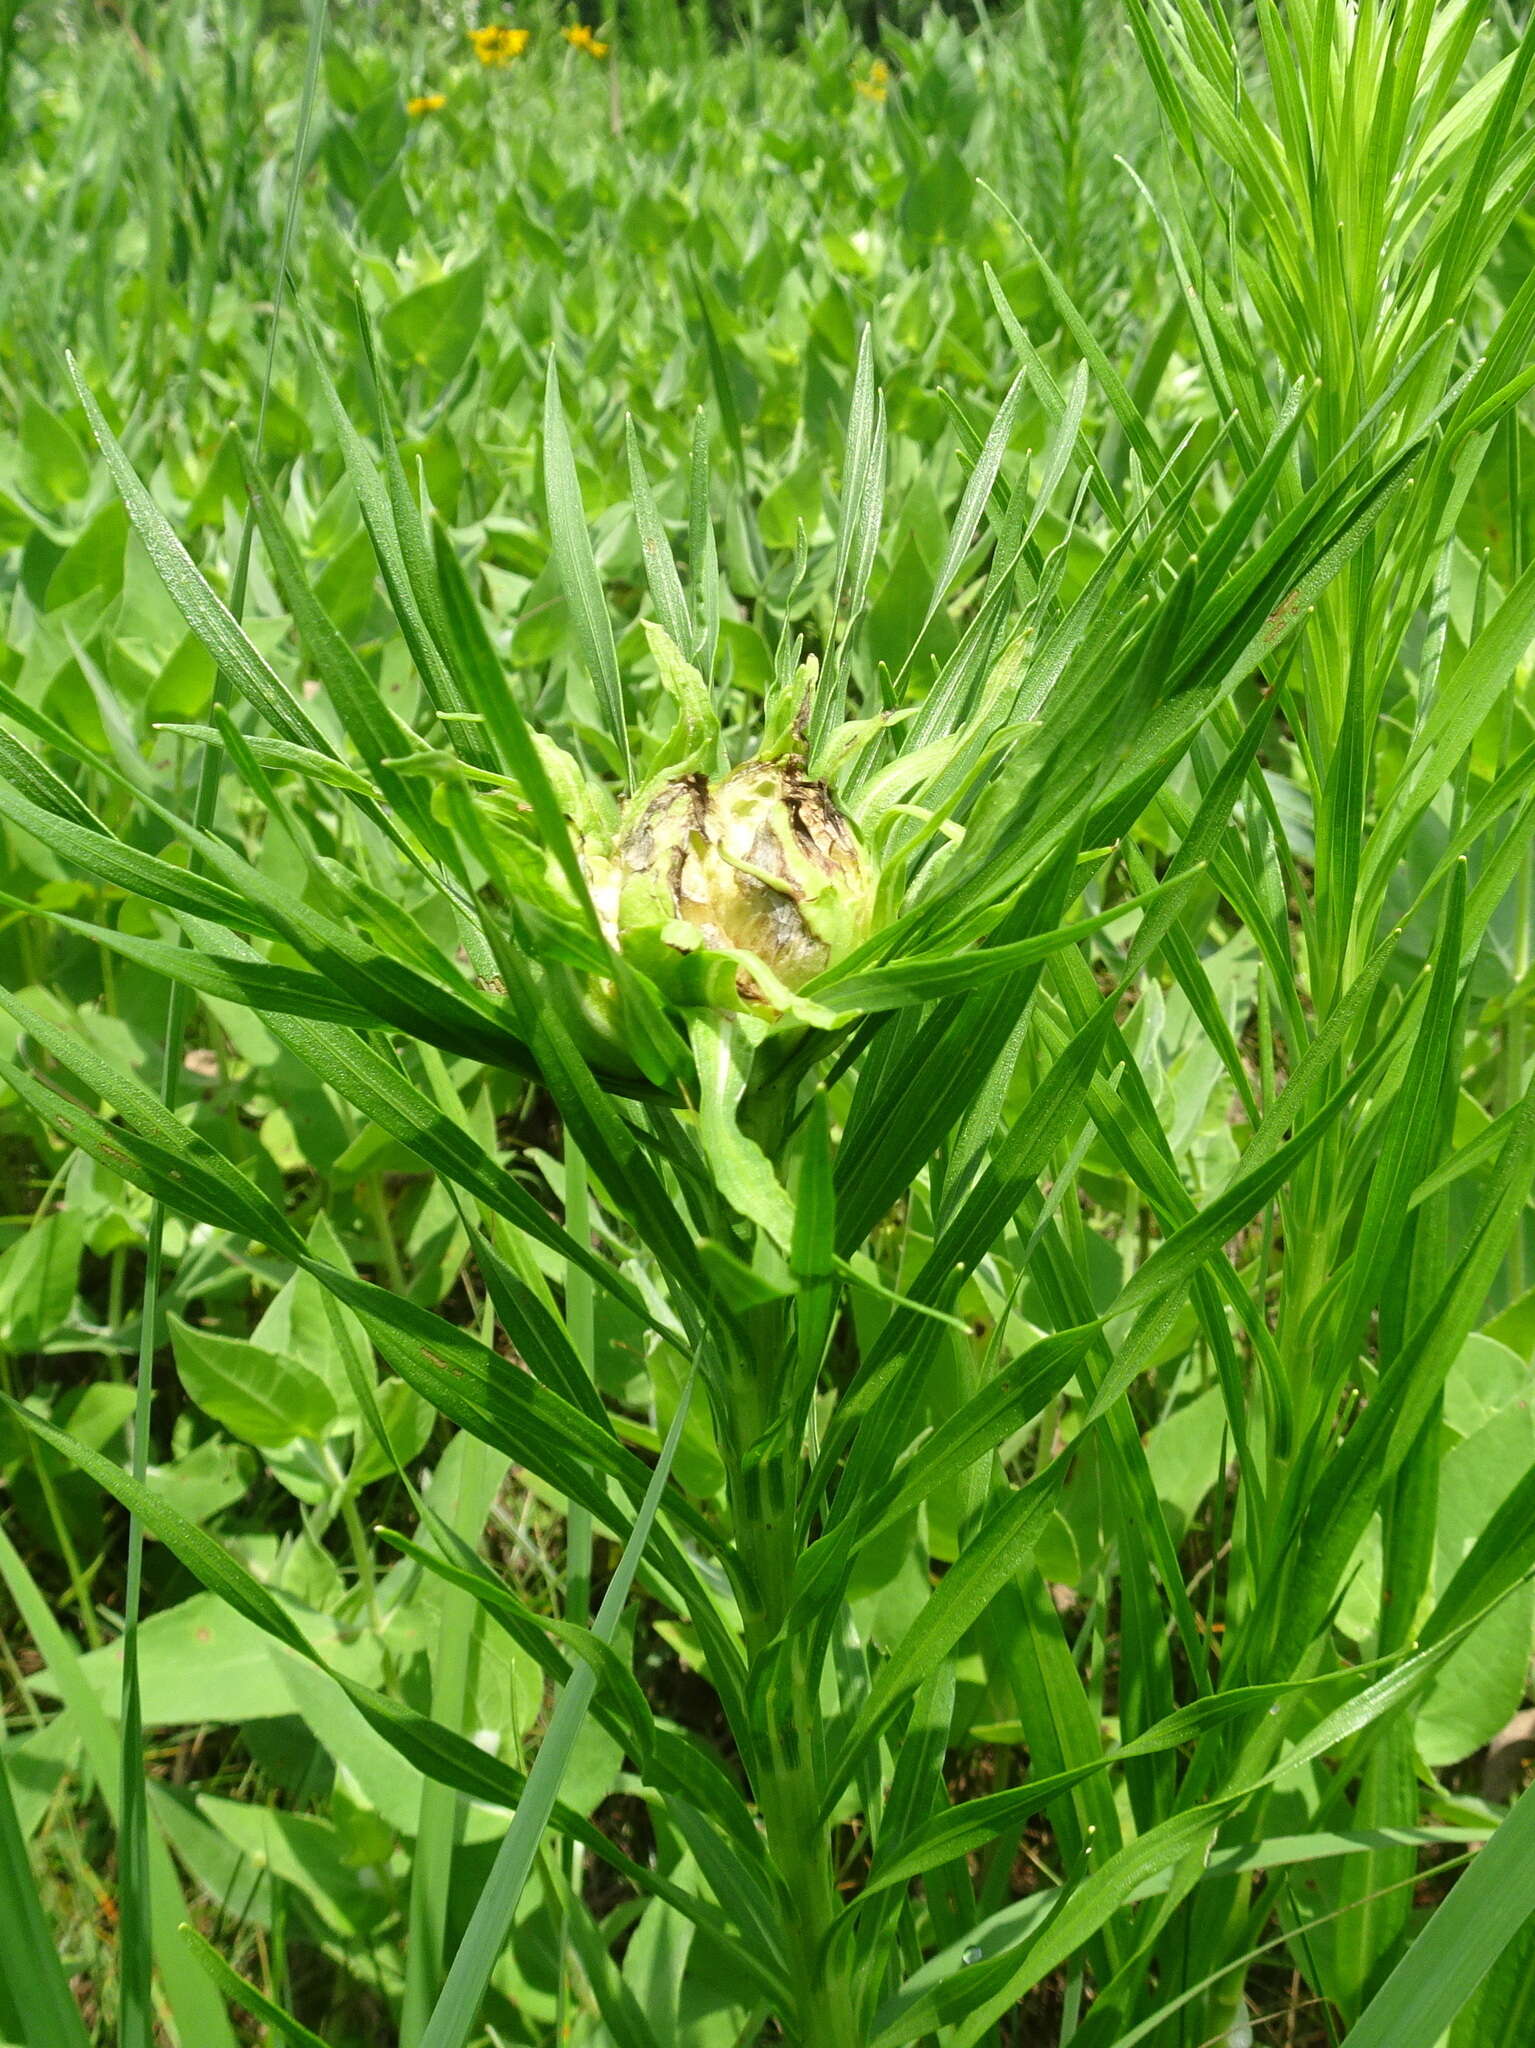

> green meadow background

[{"left": 3, "top": 4, "right": 1535, "bottom": 2046}]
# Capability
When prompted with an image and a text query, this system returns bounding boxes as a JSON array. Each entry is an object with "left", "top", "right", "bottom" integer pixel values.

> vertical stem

[
  {"left": 1502, "top": 415, "right": 1529, "bottom": 1300},
  {"left": 728, "top": 1078, "right": 861, "bottom": 2041},
  {"left": 563, "top": 1144, "right": 595, "bottom": 1629},
  {"left": 1508, "top": 848, "right": 1532, "bottom": 1301},
  {"left": 726, "top": 1319, "right": 860, "bottom": 2048},
  {"left": 112, "top": 13, "right": 329, "bottom": 2041},
  {"left": 362, "top": 1171, "right": 408, "bottom": 1296},
  {"left": 118, "top": 992, "right": 198, "bottom": 2048},
  {"left": 402, "top": 1319, "right": 504, "bottom": 2046},
  {"left": 107, "top": 1244, "right": 127, "bottom": 1351},
  {"left": 557, "top": 1141, "right": 596, "bottom": 2038},
  {"left": 336, "top": 1482, "right": 380, "bottom": 1630},
  {"left": 0, "top": 1194, "right": 106, "bottom": 1649}
]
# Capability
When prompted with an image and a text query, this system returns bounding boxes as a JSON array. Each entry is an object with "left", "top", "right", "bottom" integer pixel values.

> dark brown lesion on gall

[
  {"left": 783, "top": 758, "right": 856, "bottom": 855},
  {"left": 621, "top": 773, "right": 709, "bottom": 903}
]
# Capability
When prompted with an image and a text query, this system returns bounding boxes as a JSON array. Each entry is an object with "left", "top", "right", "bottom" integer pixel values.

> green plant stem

[
  {"left": 557, "top": 1140, "right": 596, "bottom": 2040},
  {"left": 740, "top": 1535, "right": 859, "bottom": 2044},
  {"left": 117, "top": 962, "right": 203, "bottom": 2048},
  {"left": 362, "top": 1171, "right": 409, "bottom": 1296},
  {"left": 726, "top": 1310, "right": 860, "bottom": 2048},
  {"left": 1503, "top": 411, "right": 1529, "bottom": 1297},
  {"left": 337, "top": 1481, "right": 379, "bottom": 1628},
  {"left": 112, "top": 9, "right": 327, "bottom": 2035},
  {"left": 402, "top": 1423, "right": 503, "bottom": 2047},
  {"left": 726, "top": 1081, "right": 860, "bottom": 2043},
  {"left": 107, "top": 1242, "right": 127, "bottom": 1346},
  {"left": 0, "top": 1346, "right": 105, "bottom": 1651},
  {"left": 419, "top": 1371, "right": 697, "bottom": 2048},
  {"left": 1505, "top": 834, "right": 1532, "bottom": 1302},
  {"left": 563, "top": 1142, "right": 595, "bottom": 1628}
]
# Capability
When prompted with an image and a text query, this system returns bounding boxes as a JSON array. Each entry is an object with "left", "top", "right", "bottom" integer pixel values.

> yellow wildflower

[
  {"left": 854, "top": 57, "right": 890, "bottom": 102},
  {"left": 468, "top": 24, "right": 530, "bottom": 66},
  {"left": 562, "top": 22, "right": 610, "bottom": 57},
  {"left": 406, "top": 92, "right": 447, "bottom": 116}
]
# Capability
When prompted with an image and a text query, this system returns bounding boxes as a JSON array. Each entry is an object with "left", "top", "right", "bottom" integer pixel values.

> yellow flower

[
  {"left": 562, "top": 22, "right": 610, "bottom": 57},
  {"left": 406, "top": 92, "right": 447, "bottom": 116},
  {"left": 854, "top": 57, "right": 890, "bottom": 102},
  {"left": 468, "top": 24, "right": 530, "bottom": 66}
]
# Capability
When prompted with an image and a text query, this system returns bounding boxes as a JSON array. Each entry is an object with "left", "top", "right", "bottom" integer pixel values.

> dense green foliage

[{"left": 3, "top": 4, "right": 1535, "bottom": 2046}]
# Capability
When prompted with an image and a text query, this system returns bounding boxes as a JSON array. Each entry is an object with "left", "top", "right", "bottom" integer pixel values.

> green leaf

[
  {"left": 66, "top": 360, "right": 333, "bottom": 754},
  {"left": 687, "top": 1012, "right": 795, "bottom": 1249},
  {"left": 635, "top": 622, "right": 720, "bottom": 795},
  {"left": 824, "top": 1465, "right": 1066, "bottom": 1805},
  {"left": 167, "top": 1315, "right": 337, "bottom": 1450},
  {"left": 625, "top": 419, "right": 694, "bottom": 661},
  {"left": 872, "top": 1622, "right": 1497, "bottom": 2047},
  {"left": 855, "top": 1666, "right": 1395, "bottom": 1904},
  {"left": 543, "top": 352, "right": 631, "bottom": 786},
  {"left": 180, "top": 1930, "right": 330, "bottom": 2048},
  {"left": 418, "top": 1372, "right": 700, "bottom": 2048},
  {"left": 381, "top": 255, "right": 486, "bottom": 383},
  {"left": 0, "top": 1529, "right": 238, "bottom": 2048},
  {"left": 1342, "top": 1779, "right": 1535, "bottom": 2048},
  {"left": 0, "top": 1745, "right": 91, "bottom": 2048}
]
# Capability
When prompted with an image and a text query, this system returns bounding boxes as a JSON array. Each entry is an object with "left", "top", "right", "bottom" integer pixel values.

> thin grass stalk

[
  {"left": 401, "top": 1362, "right": 504, "bottom": 2047},
  {"left": 114, "top": 9, "right": 327, "bottom": 2042},
  {"left": 0, "top": 1742, "right": 91, "bottom": 2048},
  {"left": 418, "top": 1367, "right": 699, "bottom": 2048},
  {"left": 556, "top": 1139, "right": 596, "bottom": 2035}
]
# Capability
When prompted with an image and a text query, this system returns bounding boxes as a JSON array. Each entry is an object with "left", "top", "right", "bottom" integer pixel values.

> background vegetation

[{"left": 3, "top": 3, "right": 1535, "bottom": 2045}]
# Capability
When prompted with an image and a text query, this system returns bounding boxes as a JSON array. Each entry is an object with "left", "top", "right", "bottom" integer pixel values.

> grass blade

[{"left": 419, "top": 1369, "right": 699, "bottom": 2048}]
